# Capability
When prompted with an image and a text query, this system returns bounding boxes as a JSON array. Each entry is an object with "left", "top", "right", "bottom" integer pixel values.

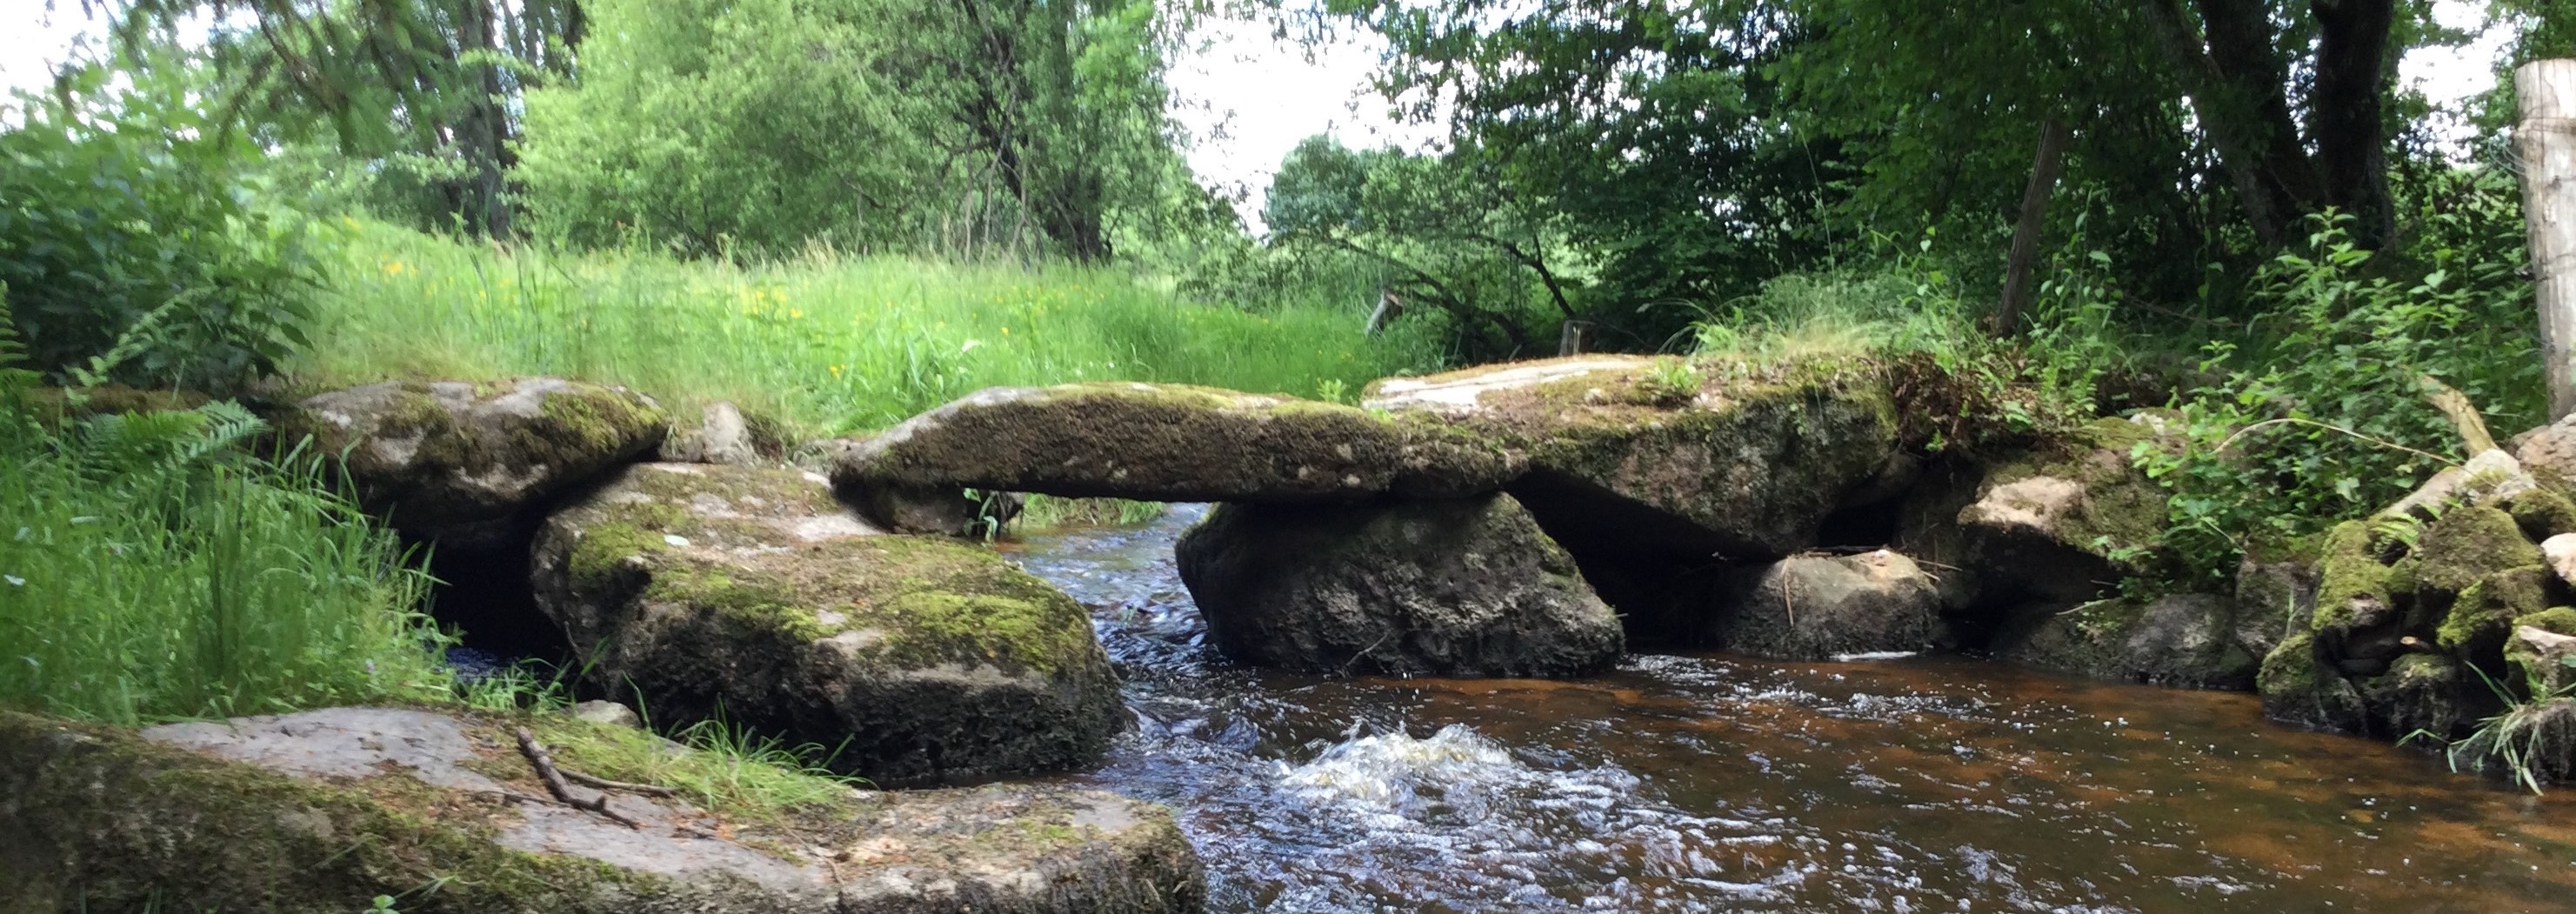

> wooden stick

[
  {"left": 516, "top": 726, "right": 641, "bottom": 830},
  {"left": 563, "top": 768, "right": 680, "bottom": 797}
]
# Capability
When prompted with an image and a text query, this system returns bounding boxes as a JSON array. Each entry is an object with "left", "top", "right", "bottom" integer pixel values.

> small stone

[
  {"left": 570, "top": 700, "right": 642, "bottom": 729},
  {"left": 2546, "top": 533, "right": 2576, "bottom": 588}
]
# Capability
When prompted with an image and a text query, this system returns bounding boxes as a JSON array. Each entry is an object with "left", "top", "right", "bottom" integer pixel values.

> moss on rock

[
  {"left": 1995, "top": 593, "right": 2255, "bottom": 690},
  {"left": 2310, "top": 521, "right": 2399, "bottom": 637},
  {"left": 832, "top": 382, "right": 1519, "bottom": 510},
  {"left": 1367, "top": 354, "right": 1902, "bottom": 556},
  {"left": 2507, "top": 488, "right": 2576, "bottom": 542},
  {"left": 275, "top": 378, "right": 668, "bottom": 547},
  {"left": 535, "top": 464, "right": 1124, "bottom": 784},
  {"left": 2258, "top": 632, "right": 2366, "bottom": 732},
  {"left": 2412, "top": 506, "right": 2543, "bottom": 597},
  {"left": 2437, "top": 565, "right": 2558, "bottom": 660}
]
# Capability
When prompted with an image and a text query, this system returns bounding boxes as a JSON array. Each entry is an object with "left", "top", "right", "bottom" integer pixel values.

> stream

[{"left": 997, "top": 504, "right": 2576, "bottom": 914}]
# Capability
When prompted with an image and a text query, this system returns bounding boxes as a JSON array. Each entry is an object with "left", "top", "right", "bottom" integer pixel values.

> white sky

[{"left": 0, "top": 0, "right": 2525, "bottom": 229}]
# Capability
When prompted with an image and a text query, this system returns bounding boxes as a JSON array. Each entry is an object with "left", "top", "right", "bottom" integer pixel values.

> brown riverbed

[{"left": 1002, "top": 506, "right": 2576, "bottom": 913}]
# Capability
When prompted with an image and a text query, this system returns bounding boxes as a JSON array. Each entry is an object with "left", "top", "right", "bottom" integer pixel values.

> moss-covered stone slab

[
  {"left": 1363, "top": 355, "right": 1901, "bottom": 557},
  {"left": 532, "top": 464, "right": 1124, "bottom": 784},
  {"left": 2412, "top": 505, "right": 2545, "bottom": 597},
  {"left": 1702, "top": 550, "right": 1945, "bottom": 660},
  {"left": 0, "top": 707, "right": 1203, "bottom": 914},
  {"left": 1995, "top": 594, "right": 2258, "bottom": 691},
  {"left": 277, "top": 378, "right": 668, "bottom": 547},
  {"left": 830, "top": 384, "right": 1520, "bottom": 519},
  {"left": 1174, "top": 493, "right": 1622, "bottom": 677},
  {"left": 1945, "top": 416, "right": 2168, "bottom": 608}
]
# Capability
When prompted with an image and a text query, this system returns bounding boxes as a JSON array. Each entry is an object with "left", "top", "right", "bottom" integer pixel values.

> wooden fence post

[{"left": 2519, "top": 60, "right": 2576, "bottom": 422}]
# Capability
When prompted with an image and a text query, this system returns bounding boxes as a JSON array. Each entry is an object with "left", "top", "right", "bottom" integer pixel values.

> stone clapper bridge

[{"left": 3, "top": 357, "right": 2304, "bottom": 912}]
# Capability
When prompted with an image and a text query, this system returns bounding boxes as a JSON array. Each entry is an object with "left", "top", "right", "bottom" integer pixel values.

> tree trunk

[
  {"left": 2309, "top": 0, "right": 2399, "bottom": 249},
  {"left": 2519, "top": 60, "right": 2576, "bottom": 422},
  {"left": 1993, "top": 118, "right": 2070, "bottom": 336}
]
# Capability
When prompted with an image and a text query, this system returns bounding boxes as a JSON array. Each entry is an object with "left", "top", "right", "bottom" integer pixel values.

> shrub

[
  {"left": 0, "top": 58, "right": 322, "bottom": 393},
  {"left": 0, "top": 306, "right": 449, "bottom": 724}
]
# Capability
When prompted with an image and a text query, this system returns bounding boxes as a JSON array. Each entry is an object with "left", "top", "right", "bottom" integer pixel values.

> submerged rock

[
  {"left": 1174, "top": 494, "right": 1622, "bottom": 677},
  {"left": 531, "top": 463, "right": 1124, "bottom": 784},
  {"left": 831, "top": 383, "right": 1518, "bottom": 508},
  {"left": 277, "top": 378, "right": 667, "bottom": 547},
  {"left": 1703, "top": 550, "right": 1945, "bottom": 660},
  {"left": 0, "top": 707, "right": 1204, "bottom": 913},
  {"left": 1364, "top": 355, "right": 1901, "bottom": 558},
  {"left": 1994, "top": 593, "right": 2258, "bottom": 690}
]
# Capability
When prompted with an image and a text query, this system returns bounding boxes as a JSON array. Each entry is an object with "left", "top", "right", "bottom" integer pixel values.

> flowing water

[{"left": 998, "top": 505, "right": 2576, "bottom": 914}]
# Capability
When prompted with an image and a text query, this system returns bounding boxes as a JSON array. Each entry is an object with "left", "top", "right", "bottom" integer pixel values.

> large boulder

[
  {"left": 1363, "top": 355, "right": 1901, "bottom": 558},
  {"left": 2513, "top": 414, "right": 2576, "bottom": 494},
  {"left": 831, "top": 383, "right": 1518, "bottom": 517},
  {"left": 531, "top": 463, "right": 1124, "bottom": 784},
  {"left": 0, "top": 707, "right": 1203, "bottom": 914},
  {"left": 1934, "top": 416, "right": 2170, "bottom": 611},
  {"left": 1174, "top": 493, "right": 1622, "bottom": 677},
  {"left": 1993, "top": 593, "right": 2259, "bottom": 690},
  {"left": 1702, "top": 550, "right": 1945, "bottom": 660},
  {"left": 277, "top": 378, "right": 668, "bottom": 547}
]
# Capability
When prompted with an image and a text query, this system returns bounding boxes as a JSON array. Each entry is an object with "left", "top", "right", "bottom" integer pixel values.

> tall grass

[
  {"left": 297, "top": 221, "right": 1448, "bottom": 435},
  {"left": 0, "top": 394, "right": 453, "bottom": 724}
]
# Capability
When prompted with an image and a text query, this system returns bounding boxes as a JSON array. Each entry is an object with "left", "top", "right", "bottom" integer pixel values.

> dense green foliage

[
  {"left": 297, "top": 220, "right": 1443, "bottom": 434},
  {"left": 0, "top": 313, "right": 450, "bottom": 725},
  {"left": 515, "top": 0, "right": 1203, "bottom": 261},
  {"left": 1, "top": 61, "right": 321, "bottom": 391}
]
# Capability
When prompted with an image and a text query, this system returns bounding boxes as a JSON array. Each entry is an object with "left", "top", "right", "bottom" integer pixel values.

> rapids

[{"left": 998, "top": 505, "right": 2576, "bottom": 914}]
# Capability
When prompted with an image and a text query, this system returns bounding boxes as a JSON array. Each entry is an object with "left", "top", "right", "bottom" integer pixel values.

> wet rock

[
  {"left": 1365, "top": 355, "right": 1900, "bottom": 557},
  {"left": 2259, "top": 633, "right": 2367, "bottom": 732},
  {"left": 1994, "top": 593, "right": 2257, "bottom": 690},
  {"left": 842, "top": 481, "right": 1024, "bottom": 537},
  {"left": 657, "top": 401, "right": 786, "bottom": 466},
  {"left": 1704, "top": 550, "right": 1945, "bottom": 660},
  {"left": 1175, "top": 493, "right": 1622, "bottom": 677},
  {"left": 2233, "top": 559, "right": 2317, "bottom": 660},
  {"left": 0, "top": 707, "right": 1203, "bottom": 914},
  {"left": 2355, "top": 652, "right": 2471, "bottom": 740},
  {"left": 276, "top": 378, "right": 668, "bottom": 547},
  {"left": 532, "top": 463, "right": 1124, "bottom": 784},
  {"left": 831, "top": 383, "right": 1518, "bottom": 505}
]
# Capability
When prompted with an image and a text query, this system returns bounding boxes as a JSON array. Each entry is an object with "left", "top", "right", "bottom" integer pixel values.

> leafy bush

[
  {"left": 0, "top": 60, "right": 321, "bottom": 392},
  {"left": 2137, "top": 205, "right": 2539, "bottom": 586},
  {"left": 0, "top": 307, "right": 449, "bottom": 724}
]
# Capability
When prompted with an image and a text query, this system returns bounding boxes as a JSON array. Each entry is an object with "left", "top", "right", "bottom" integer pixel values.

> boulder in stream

[
  {"left": 1702, "top": 550, "right": 1946, "bottom": 660},
  {"left": 1174, "top": 493, "right": 1623, "bottom": 677},
  {"left": 276, "top": 378, "right": 668, "bottom": 547},
  {"left": 1993, "top": 593, "right": 2259, "bottom": 690},
  {"left": 532, "top": 463, "right": 1124, "bottom": 784},
  {"left": 0, "top": 707, "right": 1203, "bottom": 913}
]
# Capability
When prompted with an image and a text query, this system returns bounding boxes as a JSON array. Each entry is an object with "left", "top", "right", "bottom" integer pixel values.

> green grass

[
  {"left": 0, "top": 395, "right": 454, "bottom": 725},
  {"left": 296, "top": 220, "right": 1448, "bottom": 436}
]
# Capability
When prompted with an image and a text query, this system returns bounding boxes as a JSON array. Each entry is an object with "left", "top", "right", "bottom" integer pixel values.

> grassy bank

[{"left": 296, "top": 221, "right": 1449, "bottom": 435}]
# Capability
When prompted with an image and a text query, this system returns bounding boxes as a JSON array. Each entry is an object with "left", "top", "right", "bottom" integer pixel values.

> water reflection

[{"left": 1000, "top": 505, "right": 2576, "bottom": 913}]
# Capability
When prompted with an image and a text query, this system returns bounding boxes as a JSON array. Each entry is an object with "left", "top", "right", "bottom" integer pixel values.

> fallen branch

[
  {"left": 563, "top": 768, "right": 680, "bottom": 797},
  {"left": 517, "top": 726, "right": 641, "bottom": 830}
]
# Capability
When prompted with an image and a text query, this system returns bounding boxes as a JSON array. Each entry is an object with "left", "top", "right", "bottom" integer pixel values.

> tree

[
  {"left": 93, "top": 0, "right": 588, "bottom": 237},
  {"left": 1264, "top": 136, "right": 1579, "bottom": 357}
]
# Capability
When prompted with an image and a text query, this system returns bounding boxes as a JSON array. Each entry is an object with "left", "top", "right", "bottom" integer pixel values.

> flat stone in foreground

[{"left": 0, "top": 707, "right": 1205, "bottom": 913}]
